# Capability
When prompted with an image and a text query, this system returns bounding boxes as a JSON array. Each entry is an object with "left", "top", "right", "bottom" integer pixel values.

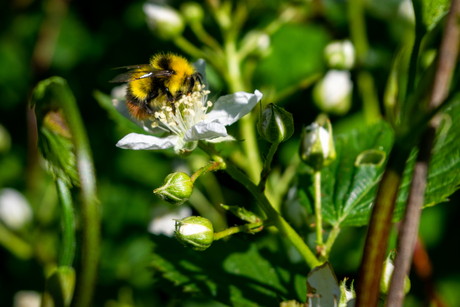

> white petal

[
  {"left": 205, "top": 90, "right": 263, "bottom": 126},
  {"left": 206, "top": 135, "right": 236, "bottom": 143},
  {"left": 183, "top": 120, "right": 228, "bottom": 142},
  {"left": 116, "top": 133, "right": 178, "bottom": 150}
]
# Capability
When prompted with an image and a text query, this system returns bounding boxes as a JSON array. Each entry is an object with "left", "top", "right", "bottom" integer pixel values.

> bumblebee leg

[
  {"left": 165, "top": 88, "right": 176, "bottom": 114},
  {"left": 143, "top": 101, "right": 154, "bottom": 115}
]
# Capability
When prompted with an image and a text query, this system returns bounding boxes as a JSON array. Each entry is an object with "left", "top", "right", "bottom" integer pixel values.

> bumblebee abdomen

[{"left": 129, "top": 72, "right": 155, "bottom": 101}]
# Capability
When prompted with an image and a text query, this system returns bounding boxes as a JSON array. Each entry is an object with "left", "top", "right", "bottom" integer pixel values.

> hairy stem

[
  {"left": 314, "top": 171, "right": 324, "bottom": 257},
  {"left": 190, "top": 161, "right": 225, "bottom": 183},
  {"left": 213, "top": 220, "right": 264, "bottom": 240},
  {"left": 258, "top": 142, "right": 280, "bottom": 192}
]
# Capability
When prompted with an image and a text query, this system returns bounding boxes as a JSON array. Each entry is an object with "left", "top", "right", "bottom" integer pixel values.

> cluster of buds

[
  {"left": 314, "top": 40, "right": 355, "bottom": 115},
  {"left": 299, "top": 119, "right": 336, "bottom": 172}
]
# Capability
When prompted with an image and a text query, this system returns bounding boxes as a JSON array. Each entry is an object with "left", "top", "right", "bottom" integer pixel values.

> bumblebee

[{"left": 110, "top": 53, "right": 201, "bottom": 120}]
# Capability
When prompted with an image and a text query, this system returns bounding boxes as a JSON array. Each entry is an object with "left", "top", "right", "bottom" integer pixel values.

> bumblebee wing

[
  {"left": 109, "top": 70, "right": 174, "bottom": 83},
  {"left": 112, "top": 64, "right": 152, "bottom": 70}
]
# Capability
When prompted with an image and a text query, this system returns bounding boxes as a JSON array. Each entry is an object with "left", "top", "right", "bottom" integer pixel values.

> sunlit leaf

[{"left": 150, "top": 234, "right": 308, "bottom": 306}]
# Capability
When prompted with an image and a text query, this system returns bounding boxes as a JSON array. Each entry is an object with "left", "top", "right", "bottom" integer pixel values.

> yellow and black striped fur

[{"left": 110, "top": 53, "right": 201, "bottom": 119}]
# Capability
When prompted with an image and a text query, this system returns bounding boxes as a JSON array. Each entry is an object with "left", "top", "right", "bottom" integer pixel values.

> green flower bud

[
  {"left": 175, "top": 216, "right": 214, "bottom": 251},
  {"left": 257, "top": 103, "right": 294, "bottom": 143},
  {"left": 143, "top": 3, "right": 185, "bottom": 40},
  {"left": 180, "top": 2, "right": 204, "bottom": 24},
  {"left": 46, "top": 266, "right": 76, "bottom": 307},
  {"left": 299, "top": 120, "right": 336, "bottom": 171},
  {"left": 313, "top": 70, "right": 352, "bottom": 116},
  {"left": 154, "top": 172, "right": 193, "bottom": 205},
  {"left": 324, "top": 40, "right": 355, "bottom": 70},
  {"left": 380, "top": 250, "right": 411, "bottom": 296}
]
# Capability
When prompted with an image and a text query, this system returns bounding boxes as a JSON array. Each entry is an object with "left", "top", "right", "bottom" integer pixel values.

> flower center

[{"left": 150, "top": 84, "right": 212, "bottom": 136}]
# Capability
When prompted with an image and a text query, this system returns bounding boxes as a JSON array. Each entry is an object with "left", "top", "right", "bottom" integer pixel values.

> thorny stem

[
  {"left": 314, "top": 171, "right": 324, "bottom": 258},
  {"left": 258, "top": 142, "right": 280, "bottom": 192},
  {"left": 199, "top": 142, "right": 321, "bottom": 269},
  {"left": 387, "top": 1, "right": 460, "bottom": 306},
  {"left": 355, "top": 145, "right": 411, "bottom": 307},
  {"left": 213, "top": 220, "right": 264, "bottom": 240}
]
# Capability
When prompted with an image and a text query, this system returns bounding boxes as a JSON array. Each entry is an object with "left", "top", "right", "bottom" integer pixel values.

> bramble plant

[{"left": 2, "top": 0, "right": 460, "bottom": 306}]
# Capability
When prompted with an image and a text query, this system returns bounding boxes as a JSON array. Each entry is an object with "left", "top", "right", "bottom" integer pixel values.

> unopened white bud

[
  {"left": 324, "top": 40, "right": 355, "bottom": 70},
  {"left": 313, "top": 70, "right": 353, "bottom": 116},
  {"left": 0, "top": 188, "right": 33, "bottom": 230},
  {"left": 143, "top": 3, "right": 185, "bottom": 40}
]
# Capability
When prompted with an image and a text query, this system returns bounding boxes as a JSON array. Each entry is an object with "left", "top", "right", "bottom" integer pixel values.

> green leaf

[
  {"left": 150, "top": 234, "right": 308, "bottom": 306},
  {"left": 299, "top": 98, "right": 460, "bottom": 228},
  {"left": 254, "top": 24, "right": 329, "bottom": 91},
  {"left": 299, "top": 121, "right": 395, "bottom": 227},
  {"left": 422, "top": 0, "right": 450, "bottom": 30},
  {"left": 394, "top": 98, "right": 460, "bottom": 220}
]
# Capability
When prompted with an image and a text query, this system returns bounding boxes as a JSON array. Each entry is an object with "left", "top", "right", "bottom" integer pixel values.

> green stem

[
  {"left": 174, "top": 35, "right": 208, "bottom": 59},
  {"left": 52, "top": 79, "right": 100, "bottom": 307},
  {"left": 224, "top": 41, "right": 262, "bottom": 182},
  {"left": 190, "top": 161, "right": 225, "bottom": 183},
  {"left": 199, "top": 142, "right": 321, "bottom": 269},
  {"left": 357, "top": 71, "right": 381, "bottom": 124},
  {"left": 56, "top": 178, "right": 75, "bottom": 267},
  {"left": 174, "top": 35, "right": 225, "bottom": 74},
  {"left": 348, "top": 0, "right": 381, "bottom": 124},
  {"left": 213, "top": 220, "right": 264, "bottom": 240},
  {"left": 324, "top": 226, "right": 340, "bottom": 259},
  {"left": 258, "top": 142, "right": 280, "bottom": 192},
  {"left": 313, "top": 171, "right": 324, "bottom": 256},
  {"left": 190, "top": 22, "right": 224, "bottom": 55}
]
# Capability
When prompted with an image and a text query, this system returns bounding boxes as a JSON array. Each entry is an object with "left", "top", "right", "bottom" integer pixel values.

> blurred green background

[{"left": 0, "top": 0, "right": 459, "bottom": 306}]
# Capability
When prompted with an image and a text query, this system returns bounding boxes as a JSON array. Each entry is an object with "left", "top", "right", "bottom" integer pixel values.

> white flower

[
  {"left": 113, "top": 59, "right": 263, "bottom": 155},
  {"left": 313, "top": 70, "right": 353, "bottom": 115},
  {"left": 148, "top": 205, "right": 192, "bottom": 237},
  {"left": 0, "top": 188, "right": 33, "bottom": 230},
  {"left": 324, "top": 40, "right": 355, "bottom": 70}
]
